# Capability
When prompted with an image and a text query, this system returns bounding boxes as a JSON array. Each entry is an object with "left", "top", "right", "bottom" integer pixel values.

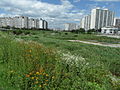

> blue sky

[{"left": 0, "top": 0, "right": 120, "bottom": 29}]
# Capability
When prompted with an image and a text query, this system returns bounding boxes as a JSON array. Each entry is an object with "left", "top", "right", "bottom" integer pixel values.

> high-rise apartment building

[
  {"left": 80, "top": 8, "right": 115, "bottom": 30},
  {"left": 80, "top": 15, "right": 91, "bottom": 31},
  {"left": 43, "top": 20, "right": 48, "bottom": 29},
  {"left": 39, "top": 18, "right": 44, "bottom": 29},
  {"left": 90, "top": 8, "right": 114, "bottom": 30}
]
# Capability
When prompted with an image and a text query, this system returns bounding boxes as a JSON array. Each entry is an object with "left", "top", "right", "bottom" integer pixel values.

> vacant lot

[{"left": 0, "top": 30, "right": 120, "bottom": 90}]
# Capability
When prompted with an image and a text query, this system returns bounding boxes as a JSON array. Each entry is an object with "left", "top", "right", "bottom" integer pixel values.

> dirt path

[
  {"left": 97, "top": 35, "right": 120, "bottom": 39},
  {"left": 68, "top": 40, "right": 120, "bottom": 48}
]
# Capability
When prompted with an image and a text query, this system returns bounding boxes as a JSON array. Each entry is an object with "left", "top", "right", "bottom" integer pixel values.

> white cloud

[
  {"left": 74, "top": 0, "right": 81, "bottom": 2},
  {"left": 0, "top": 0, "right": 85, "bottom": 29}
]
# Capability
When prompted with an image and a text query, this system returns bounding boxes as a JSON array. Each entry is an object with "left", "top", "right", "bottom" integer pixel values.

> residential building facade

[
  {"left": 90, "top": 8, "right": 114, "bottom": 30},
  {"left": 114, "top": 18, "right": 120, "bottom": 28},
  {"left": 80, "top": 15, "right": 91, "bottom": 31},
  {"left": 0, "top": 16, "right": 48, "bottom": 29},
  {"left": 80, "top": 8, "right": 115, "bottom": 31}
]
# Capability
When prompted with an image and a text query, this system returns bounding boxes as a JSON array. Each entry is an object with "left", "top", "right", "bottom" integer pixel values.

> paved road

[{"left": 68, "top": 40, "right": 120, "bottom": 48}]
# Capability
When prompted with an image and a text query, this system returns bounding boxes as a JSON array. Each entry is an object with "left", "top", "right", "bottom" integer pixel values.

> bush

[
  {"left": 72, "top": 28, "right": 85, "bottom": 34},
  {"left": 12, "top": 30, "right": 23, "bottom": 35},
  {"left": 65, "top": 33, "right": 68, "bottom": 35},
  {"left": 87, "top": 29, "right": 96, "bottom": 34}
]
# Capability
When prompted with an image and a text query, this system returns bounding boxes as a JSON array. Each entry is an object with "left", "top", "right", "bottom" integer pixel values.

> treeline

[
  {"left": 71, "top": 28, "right": 101, "bottom": 34},
  {"left": 0, "top": 26, "right": 49, "bottom": 31}
]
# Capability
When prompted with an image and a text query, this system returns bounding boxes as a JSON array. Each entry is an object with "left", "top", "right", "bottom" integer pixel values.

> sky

[{"left": 0, "top": 0, "right": 120, "bottom": 29}]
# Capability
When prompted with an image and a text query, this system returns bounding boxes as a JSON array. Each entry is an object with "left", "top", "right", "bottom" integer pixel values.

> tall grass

[{"left": 0, "top": 31, "right": 120, "bottom": 90}]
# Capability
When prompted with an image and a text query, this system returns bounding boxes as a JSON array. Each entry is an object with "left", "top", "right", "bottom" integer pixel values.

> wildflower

[
  {"left": 31, "top": 77, "right": 35, "bottom": 79},
  {"left": 39, "top": 85, "right": 42, "bottom": 87},
  {"left": 46, "top": 74, "right": 49, "bottom": 76},
  {"left": 29, "top": 50, "right": 32, "bottom": 53},
  {"left": 52, "top": 76, "right": 55, "bottom": 79},
  {"left": 29, "top": 72, "right": 32, "bottom": 75},
  {"left": 10, "top": 70, "right": 14, "bottom": 73},
  {"left": 26, "top": 74, "right": 30, "bottom": 77},
  {"left": 36, "top": 72, "right": 39, "bottom": 75}
]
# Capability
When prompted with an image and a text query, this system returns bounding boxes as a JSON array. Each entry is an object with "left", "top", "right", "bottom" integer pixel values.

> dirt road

[{"left": 68, "top": 40, "right": 120, "bottom": 48}]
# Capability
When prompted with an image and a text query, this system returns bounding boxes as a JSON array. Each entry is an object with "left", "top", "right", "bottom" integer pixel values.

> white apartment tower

[
  {"left": 80, "top": 15, "right": 91, "bottom": 31},
  {"left": 28, "top": 18, "right": 35, "bottom": 29},
  {"left": 43, "top": 20, "right": 48, "bottom": 29},
  {"left": 90, "top": 8, "right": 114, "bottom": 30},
  {"left": 35, "top": 19, "right": 39, "bottom": 29},
  {"left": 39, "top": 18, "right": 44, "bottom": 29},
  {"left": 13, "top": 16, "right": 28, "bottom": 28}
]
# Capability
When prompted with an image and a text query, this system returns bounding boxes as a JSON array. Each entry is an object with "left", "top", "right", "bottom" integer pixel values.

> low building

[
  {"left": 64, "top": 23, "right": 77, "bottom": 31},
  {"left": 114, "top": 18, "right": 120, "bottom": 28},
  {"left": 101, "top": 26, "right": 120, "bottom": 34}
]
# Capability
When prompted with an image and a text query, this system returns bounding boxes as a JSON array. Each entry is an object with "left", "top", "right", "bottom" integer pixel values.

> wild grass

[
  {"left": 0, "top": 30, "right": 120, "bottom": 90},
  {"left": 13, "top": 30, "right": 120, "bottom": 75}
]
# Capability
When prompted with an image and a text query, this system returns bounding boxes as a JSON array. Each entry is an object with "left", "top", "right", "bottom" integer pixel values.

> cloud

[
  {"left": 0, "top": 0, "right": 85, "bottom": 29},
  {"left": 74, "top": 0, "right": 81, "bottom": 2},
  {"left": 91, "top": 0, "right": 120, "bottom": 1}
]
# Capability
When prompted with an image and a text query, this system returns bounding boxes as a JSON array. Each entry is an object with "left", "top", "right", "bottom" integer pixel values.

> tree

[
  {"left": 71, "top": 28, "right": 85, "bottom": 34},
  {"left": 87, "top": 29, "right": 96, "bottom": 34}
]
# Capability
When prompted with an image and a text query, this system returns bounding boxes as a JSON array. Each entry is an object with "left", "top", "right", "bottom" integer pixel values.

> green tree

[
  {"left": 87, "top": 29, "right": 96, "bottom": 34},
  {"left": 72, "top": 28, "right": 85, "bottom": 34}
]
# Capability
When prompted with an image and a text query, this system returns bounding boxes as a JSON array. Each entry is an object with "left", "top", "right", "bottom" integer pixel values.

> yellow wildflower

[
  {"left": 31, "top": 77, "right": 35, "bottom": 79},
  {"left": 39, "top": 85, "right": 42, "bottom": 87},
  {"left": 46, "top": 74, "right": 49, "bottom": 76},
  {"left": 29, "top": 50, "right": 32, "bottom": 53},
  {"left": 36, "top": 72, "right": 39, "bottom": 75}
]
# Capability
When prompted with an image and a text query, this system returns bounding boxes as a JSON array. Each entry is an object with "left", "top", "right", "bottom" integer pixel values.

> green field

[{"left": 0, "top": 30, "right": 120, "bottom": 90}]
